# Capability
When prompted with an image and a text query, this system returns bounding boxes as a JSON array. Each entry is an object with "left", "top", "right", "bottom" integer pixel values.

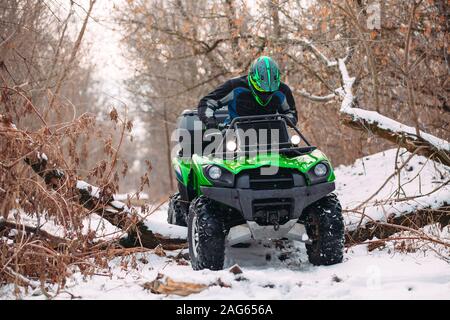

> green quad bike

[{"left": 168, "top": 107, "right": 344, "bottom": 271}]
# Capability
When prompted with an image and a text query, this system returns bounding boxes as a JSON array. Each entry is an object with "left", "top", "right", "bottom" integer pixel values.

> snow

[
  {"left": 82, "top": 214, "right": 122, "bottom": 240},
  {"left": 114, "top": 193, "right": 150, "bottom": 201},
  {"left": 6, "top": 209, "right": 121, "bottom": 240},
  {"left": 143, "top": 205, "right": 187, "bottom": 239},
  {"left": 296, "top": 88, "right": 338, "bottom": 102},
  {"left": 76, "top": 180, "right": 101, "bottom": 198},
  {"left": 1, "top": 148, "right": 449, "bottom": 300},
  {"left": 342, "top": 107, "right": 450, "bottom": 151},
  {"left": 110, "top": 200, "right": 126, "bottom": 210},
  {"left": 337, "top": 57, "right": 356, "bottom": 112},
  {"left": 36, "top": 152, "right": 48, "bottom": 162}
]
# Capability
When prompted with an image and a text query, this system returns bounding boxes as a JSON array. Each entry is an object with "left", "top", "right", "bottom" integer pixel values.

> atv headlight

[
  {"left": 226, "top": 140, "right": 237, "bottom": 152},
  {"left": 207, "top": 166, "right": 222, "bottom": 180},
  {"left": 203, "top": 165, "right": 235, "bottom": 187},
  {"left": 290, "top": 135, "right": 301, "bottom": 145},
  {"left": 314, "top": 163, "right": 328, "bottom": 177}
]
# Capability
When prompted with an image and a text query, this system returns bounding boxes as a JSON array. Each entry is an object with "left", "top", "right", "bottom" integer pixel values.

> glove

[
  {"left": 206, "top": 99, "right": 222, "bottom": 111},
  {"left": 217, "top": 122, "right": 228, "bottom": 131},
  {"left": 284, "top": 113, "right": 297, "bottom": 125}
]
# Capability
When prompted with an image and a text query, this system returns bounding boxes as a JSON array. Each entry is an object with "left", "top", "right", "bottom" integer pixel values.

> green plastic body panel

[{"left": 173, "top": 149, "right": 335, "bottom": 197}]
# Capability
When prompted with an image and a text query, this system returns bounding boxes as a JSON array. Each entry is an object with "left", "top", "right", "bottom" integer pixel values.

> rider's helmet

[{"left": 248, "top": 56, "right": 281, "bottom": 106}]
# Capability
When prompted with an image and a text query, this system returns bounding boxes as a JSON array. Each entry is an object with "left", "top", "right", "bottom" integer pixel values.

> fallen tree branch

[
  {"left": 0, "top": 219, "right": 68, "bottom": 248},
  {"left": 4, "top": 266, "right": 40, "bottom": 289},
  {"left": 340, "top": 111, "right": 450, "bottom": 166},
  {"left": 345, "top": 205, "right": 450, "bottom": 245},
  {"left": 392, "top": 179, "right": 450, "bottom": 203}
]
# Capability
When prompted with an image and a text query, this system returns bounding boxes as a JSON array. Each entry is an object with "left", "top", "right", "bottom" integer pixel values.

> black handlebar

[{"left": 226, "top": 114, "right": 311, "bottom": 146}]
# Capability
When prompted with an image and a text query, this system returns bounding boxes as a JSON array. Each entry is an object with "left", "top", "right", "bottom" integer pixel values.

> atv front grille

[
  {"left": 252, "top": 198, "right": 292, "bottom": 226},
  {"left": 246, "top": 167, "right": 295, "bottom": 190}
]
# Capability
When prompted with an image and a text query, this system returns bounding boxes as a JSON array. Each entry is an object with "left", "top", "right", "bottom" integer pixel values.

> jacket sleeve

[
  {"left": 279, "top": 83, "right": 298, "bottom": 124},
  {"left": 198, "top": 79, "right": 234, "bottom": 124}
]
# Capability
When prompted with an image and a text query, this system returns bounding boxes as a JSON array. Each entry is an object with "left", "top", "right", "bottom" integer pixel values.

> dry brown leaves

[{"left": 143, "top": 274, "right": 208, "bottom": 297}]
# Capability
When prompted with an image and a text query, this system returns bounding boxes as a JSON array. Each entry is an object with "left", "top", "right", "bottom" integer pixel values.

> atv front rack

[
  {"left": 228, "top": 114, "right": 311, "bottom": 144},
  {"left": 216, "top": 114, "right": 315, "bottom": 158}
]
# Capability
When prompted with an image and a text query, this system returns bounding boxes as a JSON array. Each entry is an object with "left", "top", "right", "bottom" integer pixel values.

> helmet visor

[{"left": 248, "top": 75, "right": 276, "bottom": 106}]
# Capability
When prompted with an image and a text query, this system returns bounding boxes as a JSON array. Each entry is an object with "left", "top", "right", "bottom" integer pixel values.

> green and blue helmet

[{"left": 248, "top": 56, "right": 281, "bottom": 106}]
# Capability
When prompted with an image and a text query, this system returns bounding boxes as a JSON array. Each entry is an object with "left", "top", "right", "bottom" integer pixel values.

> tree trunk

[{"left": 163, "top": 104, "right": 175, "bottom": 192}]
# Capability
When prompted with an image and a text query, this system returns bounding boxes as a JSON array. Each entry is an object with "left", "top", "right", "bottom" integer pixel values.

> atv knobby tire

[
  {"left": 167, "top": 193, "right": 188, "bottom": 227},
  {"left": 188, "top": 196, "right": 226, "bottom": 271},
  {"left": 304, "top": 193, "right": 344, "bottom": 266}
]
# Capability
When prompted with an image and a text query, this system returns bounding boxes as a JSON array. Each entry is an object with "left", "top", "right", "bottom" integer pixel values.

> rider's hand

[
  {"left": 285, "top": 113, "right": 297, "bottom": 125},
  {"left": 206, "top": 99, "right": 222, "bottom": 110},
  {"left": 217, "top": 122, "right": 227, "bottom": 131}
]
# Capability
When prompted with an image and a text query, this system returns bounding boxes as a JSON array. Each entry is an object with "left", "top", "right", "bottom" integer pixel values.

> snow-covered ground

[
  {"left": 1, "top": 148, "right": 449, "bottom": 299},
  {"left": 335, "top": 148, "right": 449, "bottom": 231},
  {"left": 4, "top": 237, "right": 447, "bottom": 300}
]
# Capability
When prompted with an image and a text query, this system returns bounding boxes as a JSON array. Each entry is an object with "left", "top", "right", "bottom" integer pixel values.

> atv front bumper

[{"left": 200, "top": 182, "right": 335, "bottom": 221}]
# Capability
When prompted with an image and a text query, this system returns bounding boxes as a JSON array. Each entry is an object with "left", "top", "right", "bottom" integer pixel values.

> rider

[{"left": 197, "top": 56, "right": 298, "bottom": 128}]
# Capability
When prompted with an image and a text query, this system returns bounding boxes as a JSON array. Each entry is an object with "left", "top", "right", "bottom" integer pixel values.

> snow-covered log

[
  {"left": 0, "top": 218, "right": 68, "bottom": 248},
  {"left": 345, "top": 205, "right": 450, "bottom": 245},
  {"left": 337, "top": 58, "right": 450, "bottom": 166}
]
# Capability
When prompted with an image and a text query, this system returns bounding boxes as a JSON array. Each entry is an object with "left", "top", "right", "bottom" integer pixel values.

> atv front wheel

[
  {"left": 167, "top": 193, "right": 188, "bottom": 227},
  {"left": 304, "top": 193, "right": 344, "bottom": 266},
  {"left": 188, "top": 196, "right": 226, "bottom": 271}
]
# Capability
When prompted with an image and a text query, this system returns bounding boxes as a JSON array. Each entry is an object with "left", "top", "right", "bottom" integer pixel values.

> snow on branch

[
  {"left": 336, "top": 58, "right": 450, "bottom": 166},
  {"left": 299, "top": 38, "right": 338, "bottom": 68},
  {"left": 292, "top": 42, "right": 351, "bottom": 103},
  {"left": 296, "top": 89, "right": 337, "bottom": 102}
]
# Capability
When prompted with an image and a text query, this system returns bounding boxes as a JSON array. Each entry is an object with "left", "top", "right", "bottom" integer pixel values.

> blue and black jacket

[{"left": 198, "top": 75, "right": 298, "bottom": 125}]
